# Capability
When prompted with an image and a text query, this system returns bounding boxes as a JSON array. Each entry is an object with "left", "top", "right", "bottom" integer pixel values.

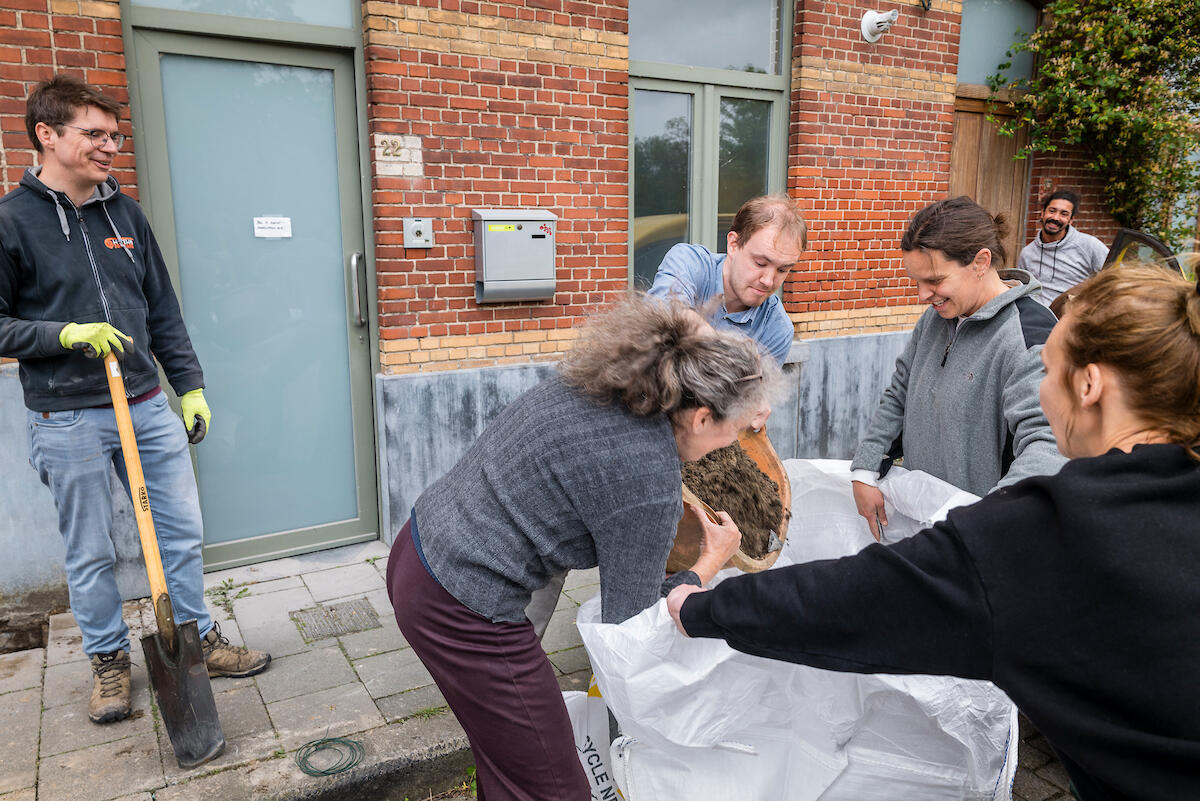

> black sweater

[{"left": 682, "top": 444, "right": 1200, "bottom": 801}]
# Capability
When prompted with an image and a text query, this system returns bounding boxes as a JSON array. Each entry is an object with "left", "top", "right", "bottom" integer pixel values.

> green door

[{"left": 129, "top": 31, "right": 377, "bottom": 569}]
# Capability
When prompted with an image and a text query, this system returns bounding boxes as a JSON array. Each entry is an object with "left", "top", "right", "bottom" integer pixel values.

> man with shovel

[{"left": 0, "top": 74, "right": 270, "bottom": 725}]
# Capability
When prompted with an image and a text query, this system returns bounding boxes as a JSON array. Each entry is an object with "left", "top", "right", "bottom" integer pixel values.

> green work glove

[
  {"left": 181, "top": 389, "right": 211, "bottom": 444},
  {"left": 59, "top": 322, "right": 132, "bottom": 358}
]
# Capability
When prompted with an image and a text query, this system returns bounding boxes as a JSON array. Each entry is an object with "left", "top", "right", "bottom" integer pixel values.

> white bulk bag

[{"left": 577, "top": 459, "right": 1018, "bottom": 801}]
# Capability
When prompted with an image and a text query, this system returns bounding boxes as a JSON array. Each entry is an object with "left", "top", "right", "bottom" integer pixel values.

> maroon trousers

[{"left": 386, "top": 518, "right": 589, "bottom": 801}]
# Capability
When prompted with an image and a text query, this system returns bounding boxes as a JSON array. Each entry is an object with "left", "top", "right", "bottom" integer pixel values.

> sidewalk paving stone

[
  {"left": 0, "top": 687, "right": 39, "bottom": 795},
  {"left": 564, "top": 567, "right": 600, "bottom": 590},
  {"left": 42, "top": 659, "right": 93, "bottom": 710},
  {"left": 540, "top": 608, "right": 584, "bottom": 654},
  {"left": 376, "top": 685, "right": 448, "bottom": 723},
  {"left": 302, "top": 563, "right": 385, "bottom": 603},
  {"left": 268, "top": 681, "right": 386, "bottom": 751},
  {"left": 0, "top": 648, "right": 42, "bottom": 695},
  {"left": 0, "top": 789, "right": 35, "bottom": 801},
  {"left": 37, "top": 732, "right": 162, "bottom": 801},
  {"left": 231, "top": 587, "right": 315, "bottom": 659},
  {"left": 562, "top": 582, "right": 599, "bottom": 606},
  {"left": 235, "top": 618, "right": 309, "bottom": 661},
  {"left": 40, "top": 668, "right": 154, "bottom": 757},
  {"left": 354, "top": 646, "right": 434, "bottom": 699},
  {"left": 158, "top": 685, "right": 278, "bottom": 784},
  {"left": 1018, "top": 738, "right": 1052, "bottom": 770},
  {"left": 547, "top": 644, "right": 591, "bottom": 676},
  {"left": 361, "top": 586, "right": 393, "bottom": 618},
  {"left": 255, "top": 645, "right": 356, "bottom": 704},
  {"left": 231, "top": 587, "right": 315, "bottom": 631},
  {"left": 212, "top": 684, "right": 273, "bottom": 740},
  {"left": 1035, "top": 759, "right": 1072, "bottom": 791},
  {"left": 556, "top": 669, "right": 590, "bottom": 693},
  {"left": 238, "top": 575, "right": 306, "bottom": 597},
  {"left": 45, "top": 613, "right": 85, "bottom": 667},
  {"left": 1013, "top": 769, "right": 1062, "bottom": 801},
  {"left": 338, "top": 614, "right": 408, "bottom": 660}
]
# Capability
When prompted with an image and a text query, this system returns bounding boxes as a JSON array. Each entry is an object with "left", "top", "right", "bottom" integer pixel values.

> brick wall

[
  {"left": 363, "top": 0, "right": 629, "bottom": 373},
  {"left": 0, "top": 0, "right": 130, "bottom": 365},
  {"left": 784, "top": 0, "right": 960, "bottom": 338},
  {"left": 0, "top": 0, "right": 134, "bottom": 196},
  {"left": 1025, "top": 147, "right": 1121, "bottom": 248},
  {"left": 0, "top": 0, "right": 1138, "bottom": 368}
]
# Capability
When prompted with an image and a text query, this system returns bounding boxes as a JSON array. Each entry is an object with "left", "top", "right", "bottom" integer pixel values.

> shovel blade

[{"left": 141, "top": 619, "right": 225, "bottom": 769}]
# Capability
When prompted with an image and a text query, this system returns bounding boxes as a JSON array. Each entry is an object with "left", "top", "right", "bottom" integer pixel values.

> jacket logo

[{"left": 105, "top": 236, "right": 134, "bottom": 249}]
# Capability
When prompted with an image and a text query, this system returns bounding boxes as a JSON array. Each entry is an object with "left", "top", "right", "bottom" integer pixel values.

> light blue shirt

[{"left": 647, "top": 243, "right": 794, "bottom": 365}]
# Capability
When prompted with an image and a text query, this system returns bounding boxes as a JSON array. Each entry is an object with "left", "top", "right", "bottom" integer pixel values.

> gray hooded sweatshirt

[
  {"left": 1016, "top": 225, "right": 1109, "bottom": 306},
  {"left": 851, "top": 269, "right": 1066, "bottom": 497}
]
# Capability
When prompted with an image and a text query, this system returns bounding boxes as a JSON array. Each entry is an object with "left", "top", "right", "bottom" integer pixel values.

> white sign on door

[{"left": 253, "top": 216, "right": 293, "bottom": 238}]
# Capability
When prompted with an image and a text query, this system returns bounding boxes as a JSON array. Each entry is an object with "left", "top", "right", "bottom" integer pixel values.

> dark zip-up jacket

[{"left": 0, "top": 169, "right": 202, "bottom": 411}]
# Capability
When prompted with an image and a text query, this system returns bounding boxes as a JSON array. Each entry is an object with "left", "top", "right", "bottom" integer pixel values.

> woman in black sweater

[{"left": 670, "top": 263, "right": 1200, "bottom": 801}]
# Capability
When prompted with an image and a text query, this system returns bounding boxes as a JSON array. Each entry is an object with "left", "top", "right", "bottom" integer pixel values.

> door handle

[{"left": 348, "top": 251, "right": 366, "bottom": 328}]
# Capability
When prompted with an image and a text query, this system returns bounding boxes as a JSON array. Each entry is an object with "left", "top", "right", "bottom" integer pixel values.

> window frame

[{"left": 627, "top": 1, "right": 793, "bottom": 285}]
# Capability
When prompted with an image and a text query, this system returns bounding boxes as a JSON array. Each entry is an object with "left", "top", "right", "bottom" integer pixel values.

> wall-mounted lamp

[{"left": 861, "top": 9, "right": 899, "bottom": 42}]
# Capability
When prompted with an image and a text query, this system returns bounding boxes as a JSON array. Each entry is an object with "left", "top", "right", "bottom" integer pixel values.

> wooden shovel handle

[{"left": 102, "top": 352, "right": 175, "bottom": 645}]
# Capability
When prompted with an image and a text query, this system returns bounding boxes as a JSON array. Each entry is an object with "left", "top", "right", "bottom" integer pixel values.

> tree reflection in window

[
  {"left": 632, "top": 91, "right": 691, "bottom": 288},
  {"left": 717, "top": 98, "right": 770, "bottom": 252}
]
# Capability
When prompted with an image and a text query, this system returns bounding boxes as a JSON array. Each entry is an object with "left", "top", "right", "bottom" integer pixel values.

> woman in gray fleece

[
  {"left": 851, "top": 197, "right": 1066, "bottom": 539},
  {"left": 386, "top": 295, "right": 778, "bottom": 801}
]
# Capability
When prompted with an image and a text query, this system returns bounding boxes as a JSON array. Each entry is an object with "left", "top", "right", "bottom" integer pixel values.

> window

[
  {"left": 629, "top": 0, "right": 791, "bottom": 287},
  {"left": 957, "top": 0, "right": 1038, "bottom": 86},
  {"left": 129, "top": 0, "right": 353, "bottom": 28}
]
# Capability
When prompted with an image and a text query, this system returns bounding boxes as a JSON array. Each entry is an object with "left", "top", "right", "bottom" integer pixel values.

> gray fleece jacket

[
  {"left": 1017, "top": 225, "right": 1109, "bottom": 307},
  {"left": 851, "top": 269, "right": 1066, "bottom": 496}
]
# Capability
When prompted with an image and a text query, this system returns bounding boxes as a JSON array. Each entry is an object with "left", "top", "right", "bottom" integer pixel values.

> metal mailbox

[{"left": 471, "top": 209, "right": 557, "bottom": 303}]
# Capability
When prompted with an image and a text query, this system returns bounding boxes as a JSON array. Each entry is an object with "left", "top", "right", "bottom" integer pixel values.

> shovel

[{"left": 102, "top": 351, "right": 225, "bottom": 769}]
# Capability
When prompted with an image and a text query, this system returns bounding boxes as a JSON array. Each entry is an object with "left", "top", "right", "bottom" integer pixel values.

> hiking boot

[
  {"left": 89, "top": 650, "right": 131, "bottom": 724},
  {"left": 201, "top": 623, "right": 271, "bottom": 678}
]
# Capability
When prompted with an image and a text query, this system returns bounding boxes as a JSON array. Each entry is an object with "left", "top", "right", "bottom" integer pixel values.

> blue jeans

[{"left": 28, "top": 392, "right": 212, "bottom": 655}]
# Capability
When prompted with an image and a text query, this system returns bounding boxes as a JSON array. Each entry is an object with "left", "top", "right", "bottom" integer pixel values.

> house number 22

[{"left": 380, "top": 139, "right": 406, "bottom": 157}]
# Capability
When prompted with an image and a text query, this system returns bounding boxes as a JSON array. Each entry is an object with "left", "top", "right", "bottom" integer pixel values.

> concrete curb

[{"left": 154, "top": 713, "right": 472, "bottom": 801}]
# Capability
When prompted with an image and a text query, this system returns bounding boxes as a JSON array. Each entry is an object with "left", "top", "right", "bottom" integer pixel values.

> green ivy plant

[{"left": 987, "top": 0, "right": 1200, "bottom": 250}]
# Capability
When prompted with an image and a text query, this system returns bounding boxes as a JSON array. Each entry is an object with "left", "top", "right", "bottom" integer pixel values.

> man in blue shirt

[{"left": 648, "top": 195, "right": 807, "bottom": 365}]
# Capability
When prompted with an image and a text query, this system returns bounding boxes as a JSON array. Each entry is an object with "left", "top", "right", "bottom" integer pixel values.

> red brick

[
  {"left": 50, "top": 15, "right": 95, "bottom": 32},
  {"left": 83, "top": 35, "right": 123, "bottom": 53},
  {"left": 5, "top": 29, "right": 50, "bottom": 47},
  {"left": 23, "top": 48, "right": 53, "bottom": 66}
]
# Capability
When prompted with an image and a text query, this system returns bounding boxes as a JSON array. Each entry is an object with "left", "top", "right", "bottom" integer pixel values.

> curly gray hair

[{"left": 559, "top": 293, "right": 782, "bottom": 425}]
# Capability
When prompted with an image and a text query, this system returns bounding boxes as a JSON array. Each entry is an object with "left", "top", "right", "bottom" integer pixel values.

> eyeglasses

[{"left": 61, "top": 124, "right": 126, "bottom": 149}]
